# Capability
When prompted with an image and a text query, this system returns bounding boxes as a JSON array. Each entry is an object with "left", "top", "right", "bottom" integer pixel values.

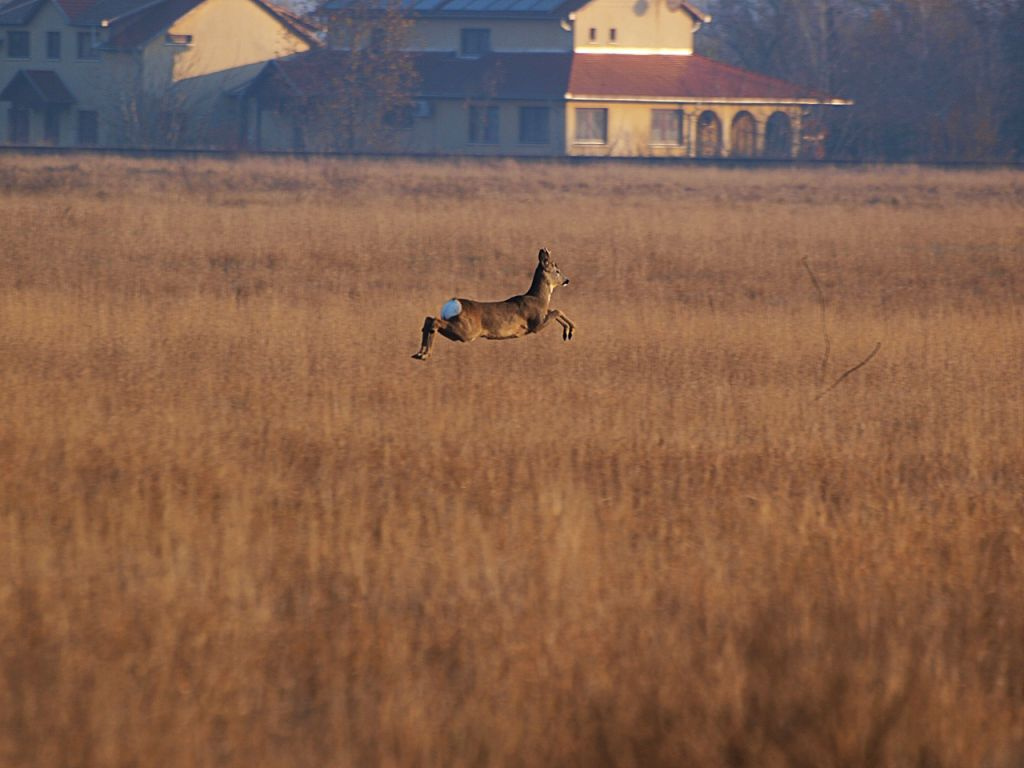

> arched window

[
  {"left": 696, "top": 110, "right": 721, "bottom": 158},
  {"left": 731, "top": 111, "right": 757, "bottom": 157},
  {"left": 764, "top": 112, "right": 793, "bottom": 159}
]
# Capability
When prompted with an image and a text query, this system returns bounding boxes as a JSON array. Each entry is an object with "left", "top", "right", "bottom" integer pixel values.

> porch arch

[
  {"left": 764, "top": 111, "right": 793, "bottom": 158},
  {"left": 731, "top": 111, "right": 757, "bottom": 157},
  {"left": 696, "top": 110, "right": 721, "bottom": 158}
]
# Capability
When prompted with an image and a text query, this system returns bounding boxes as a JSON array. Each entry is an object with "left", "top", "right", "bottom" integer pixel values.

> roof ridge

[
  {"left": 99, "top": 0, "right": 169, "bottom": 25},
  {"left": 251, "top": 0, "right": 323, "bottom": 43}
]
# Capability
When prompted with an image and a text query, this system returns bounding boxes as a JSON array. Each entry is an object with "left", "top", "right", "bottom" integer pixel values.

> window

[
  {"left": 8, "top": 30, "right": 30, "bottom": 59},
  {"left": 574, "top": 107, "right": 607, "bottom": 144},
  {"left": 164, "top": 33, "right": 193, "bottom": 45},
  {"left": 8, "top": 107, "right": 29, "bottom": 143},
  {"left": 77, "top": 110, "right": 98, "bottom": 145},
  {"left": 460, "top": 28, "right": 490, "bottom": 57},
  {"left": 518, "top": 106, "right": 549, "bottom": 144},
  {"left": 609, "top": 28, "right": 617, "bottom": 42},
  {"left": 44, "top": 106, "right": 61, "bottom": 145},
  {"left": 588, "top": 27, "right": 596, "bottom": 42},
  {"left": 731, "top": 111, "right": 757, "bottom": 157},
  {"left": 650, "top": 109, "right": 682, "bottom": 145},
  {"left": 468, "top": 104, "right": 499, "bottom": 144},
  {"left": 77, "top": 31, "right": 99, "bottom": 59},
  {"left": 47, "top": 31, "right": 61, "bottom": 59}
]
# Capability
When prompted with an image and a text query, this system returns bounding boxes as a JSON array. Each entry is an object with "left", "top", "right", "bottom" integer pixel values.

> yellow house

[
  {"left": 241, "top": 0, "right": 848, "bottom": 157},
  {"left": 0, "top": 0, "right": 319, "bottom": 147}
]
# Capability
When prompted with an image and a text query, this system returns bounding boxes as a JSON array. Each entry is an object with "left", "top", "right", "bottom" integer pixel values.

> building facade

[
  {"left": 239, "top": 0, "right": 849, "bottom": 157},
  {"left": 0, "top": 0, "right": 319, "bottom": 147}
]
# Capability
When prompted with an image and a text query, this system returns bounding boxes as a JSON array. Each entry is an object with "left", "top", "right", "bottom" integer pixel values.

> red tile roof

[
  {"left": 416, "top": 52, "right": 571, "bottom": 99},
  {"left": 319, "top": 0, "right": 708, "bottom": 24},
  {"left": 246, "top": 50, "right": 846, "bottom": 106},
  {"left": 568, "top": 54, "right": 841, "bottom": 103},
  {"left": 261, "top": 50, "right": 570, "bottom": 100}
]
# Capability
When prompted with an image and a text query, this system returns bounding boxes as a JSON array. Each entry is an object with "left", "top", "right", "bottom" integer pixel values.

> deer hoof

[{"left": 412, "top": 351, "right": 429, "bottom": 360}]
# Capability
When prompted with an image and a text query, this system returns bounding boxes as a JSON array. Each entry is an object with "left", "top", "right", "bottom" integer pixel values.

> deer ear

[{"left": 538, "top": 248, "right": 550, "bottom": 265}]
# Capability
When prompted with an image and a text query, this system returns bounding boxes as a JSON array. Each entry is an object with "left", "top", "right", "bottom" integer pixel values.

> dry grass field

[{"left": 0, "top": 154, "right": 1022, "bottom": 767}]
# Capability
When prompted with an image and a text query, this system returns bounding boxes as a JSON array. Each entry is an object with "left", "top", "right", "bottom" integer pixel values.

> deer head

[{"left": 538, "top": 248, "right": 570, "bottom": 289}]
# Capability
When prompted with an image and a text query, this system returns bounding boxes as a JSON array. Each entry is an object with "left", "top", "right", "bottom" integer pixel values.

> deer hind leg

[
  {"left": 413, "top": 316, "right": 448, "bottom": 360},
  {"left": 542, "top": 309, "right": 575, "bottom": 341}
]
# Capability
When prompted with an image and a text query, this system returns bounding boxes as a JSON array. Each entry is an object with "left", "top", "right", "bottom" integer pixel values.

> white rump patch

[{"left": 441, "top": 298, "right": 462, "bottom": 320}]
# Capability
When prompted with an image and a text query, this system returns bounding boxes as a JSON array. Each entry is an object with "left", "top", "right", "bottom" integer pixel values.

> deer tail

[{"left": 440, "top": 298, "right": 462, "bottom": 320}]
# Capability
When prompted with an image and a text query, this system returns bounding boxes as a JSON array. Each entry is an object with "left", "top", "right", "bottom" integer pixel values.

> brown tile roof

[
  {"left": 245, "top": 50, "right": 846, "bottom": 106},
  {"left": 48, "top": 0, "right": 100, "bottom": 22},
  {"left": 257, "top": 50, "right": 570, "bottom": 100},
  {"left": 0, "top": 69, "right": 76, "bottom": 106},
  {"left": 319, "top": 0, "right": 708, "bottom": 24},
  {"left": 71, "top": 0, "right": 163, "bottom": 25},
  {"left": 417, "top": 52, "right": 571, "bottom": 99},
  {"left": 0, "top": 0, "right": 320, "bottom": 46},
  {"left": 568, "top": 54, "right": 842, "bottom": 103},
  {"left": 100, "top": 0, "right": 320, "bottom": 49},
  {"left": 102, "top": 0, "right": 202, "bottom": 48}
]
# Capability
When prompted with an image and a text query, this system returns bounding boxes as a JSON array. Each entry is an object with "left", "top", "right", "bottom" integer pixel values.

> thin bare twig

[
  {"left": 814, "top": 342, "right": 882, "bottom": 401},
  {"left": 802, "top": 256, "right": 831, "bottom": 384}
]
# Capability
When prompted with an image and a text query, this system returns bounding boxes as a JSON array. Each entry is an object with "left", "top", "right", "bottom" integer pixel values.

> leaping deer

[{"left": 412, "top": 248, "right": 575, "bottom": 360}]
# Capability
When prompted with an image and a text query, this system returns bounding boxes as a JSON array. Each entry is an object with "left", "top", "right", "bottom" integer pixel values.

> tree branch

[
  {"left": 802, "top": 256, "right": 831, "bottom": 385},
  {"left": 814, "top": 341, "right": 881, "bottom": 401}
]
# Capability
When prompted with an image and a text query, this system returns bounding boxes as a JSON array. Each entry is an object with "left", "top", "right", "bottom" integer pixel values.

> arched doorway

[
  {"left": 696, "top": 110, "right": 721, "bottom": 158},
  {"left": 731, "top": 111, "right": 757, "bottom": 157},
  {"left": 764, "top": 112, "right": 793, "bottom": 158}
]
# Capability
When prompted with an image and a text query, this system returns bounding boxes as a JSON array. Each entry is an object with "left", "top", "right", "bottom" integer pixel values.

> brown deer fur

[{"left": 413, "top": 249, "right": 575, "bottom": 360}]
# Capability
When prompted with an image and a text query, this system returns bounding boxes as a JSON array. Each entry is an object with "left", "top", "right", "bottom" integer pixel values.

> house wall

[
  {"left": 139, "top": 0, "right": 312, "bottom": 147},
  {"left": 162, "top": 0, "right": 312, "bottom": 84},
  {"left": 247, "top": 96, "right": 567, "bottom": 156},
  {"left": 406, "top": 99, "right": 565, "bottom": 155},
  {"left": 404, "top": 18, "right": 571, "bottom": 53},
  {"left": 565, "top": 100, "right": 804, "bottom": 157},
  {"left": 571, "top": 0, "right": 699, "bottom": 54},
  {"left": 0, "top": 0, "right": 131, "bottom": 145},
  {"left": 0, "top": 0, "right": 312, "bottom": 147}
]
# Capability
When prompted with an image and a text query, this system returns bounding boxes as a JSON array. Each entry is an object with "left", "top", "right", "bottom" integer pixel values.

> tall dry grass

[{"left": 0, "top": 155, "right": 1022, "bottom": 767}]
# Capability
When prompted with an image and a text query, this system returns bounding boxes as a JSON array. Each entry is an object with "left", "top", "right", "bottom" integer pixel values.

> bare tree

[
  {"left": 310, "top": 0, "right": 419, "bottom": 152},
  {"left": 699, "top": 0, "right": 1024, "bottom": 161}
]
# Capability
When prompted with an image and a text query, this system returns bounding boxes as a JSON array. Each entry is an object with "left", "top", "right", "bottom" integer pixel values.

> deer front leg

[
  {"left": 542, "top": 309, "right": 575, "bottom": 341},
  {"left": 413, "top": 316, "right": 447, "bottom": 360}
]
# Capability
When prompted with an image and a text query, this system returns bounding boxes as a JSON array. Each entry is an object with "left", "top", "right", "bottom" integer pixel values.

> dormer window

[
  {"left": 460, "top": 28, "right": 490, "bottom": 57},
  {"left": 165, "top": 33, "right": 193, "bottom": 45}
]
